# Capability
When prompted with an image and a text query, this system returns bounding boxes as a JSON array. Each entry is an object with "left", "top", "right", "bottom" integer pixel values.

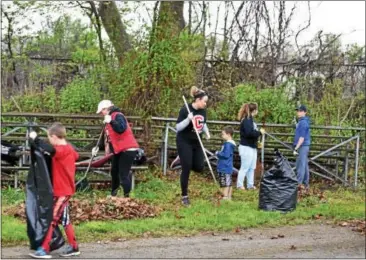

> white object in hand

[
  {"left": 103, "top": 115, "right": 112, "bottom": 124},
  {"left": 29, "top": 131, "right": 37, "bottom": 140},
  {"left": 92, "top": 147, "right": 99, "bottom": 157},
  {"left": 187, "top": 112, "right": 194, "bottom": 120},
  {"left": 293, "top": 150, "right": 299, "bottom": 156},
  {"left": 205, "top": 132, "right": 211, "bottom": 140}
]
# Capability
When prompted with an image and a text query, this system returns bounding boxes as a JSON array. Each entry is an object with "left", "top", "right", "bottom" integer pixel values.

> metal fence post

[
  {"left": 344, "top": 143, "right": 349, "bottom": 182},
  {"left": 25, "top": 124, "right": 30, "bottom": 164},
  {"left": 261, "top": 133, "right": 266, "bottom": 176},
  {"left": 335, "top": 151, "right": 339, "bottom": 177},
  {"left": 354, "top": 135, "right": 360, "bottom": 188},
  {"left": 160, "top": 123, "right": 165, "bottom": 167},
  {"left": 131, "top": 170, "right": 135, "bottom": 190},
  {"left": 15, "top": 154, "right": 22, "bottom": 189},
  {"left": 163, "top": 123, "right": 170, "bottom": 176}
]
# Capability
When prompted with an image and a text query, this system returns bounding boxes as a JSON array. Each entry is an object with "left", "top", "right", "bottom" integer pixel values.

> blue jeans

[
  {"left": 237, "top": 145, "right": 257, "bottom": 189},
  {"left": 296, "top": 146, "right": 310, "bottom": 187}
]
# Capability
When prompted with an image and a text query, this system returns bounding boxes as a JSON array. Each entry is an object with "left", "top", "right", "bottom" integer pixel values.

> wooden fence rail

[{"left": 1, "top": 112, "right": 365, "bottom": 187}]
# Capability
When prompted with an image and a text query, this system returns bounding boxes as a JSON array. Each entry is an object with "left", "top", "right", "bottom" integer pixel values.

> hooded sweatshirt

[
  {"left": 216, "top": 139, "right": 236, "bottom": 174},
  {"left": 293, "top": 116, "right": 311, "bottom": 147}
]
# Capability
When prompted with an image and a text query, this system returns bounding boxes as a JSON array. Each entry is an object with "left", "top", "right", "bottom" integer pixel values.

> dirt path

[{"left": 2, "top": 224, "right": 365, "bottom": 259}]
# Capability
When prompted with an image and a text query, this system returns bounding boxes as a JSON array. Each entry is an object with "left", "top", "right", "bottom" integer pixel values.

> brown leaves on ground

[
  {"left": 5, "top": 203, "right": 26, "bottom": 219},
  {"left": 270, "top": 234, "right": 285, "bottom": 239},
  {"left": 337, "top": 220, "right": 366, "bottom": 235},
  {"left": 297, "top": 185, "right": 326, "bottom": 202},
  {"left": 4, "top": 197, "right": 160, "bottom": 224},
  {"left": 312, "top": 214, "right": 323, "bottom": 220},
  {"left": 234, "top": 227, "right": 241, "bottom": 233}
]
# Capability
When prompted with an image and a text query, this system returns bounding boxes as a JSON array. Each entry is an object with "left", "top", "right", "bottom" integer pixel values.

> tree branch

[{"left": 295, "top": 1, "right": 311, "bottom": 54}]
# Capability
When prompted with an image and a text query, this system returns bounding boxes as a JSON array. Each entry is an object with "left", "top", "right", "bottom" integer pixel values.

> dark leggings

[
  {"left": 176, "top": 138, "right": 204, "bottom": 196},
  {"left": 111, "top": 150, "right": 137, "bottom": 196}
]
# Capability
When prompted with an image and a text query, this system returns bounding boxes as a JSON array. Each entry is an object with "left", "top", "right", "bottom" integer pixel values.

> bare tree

[
  {"left": 1, "top": 10, "right": 19, "bottom": 88},
  {"left": 75, "top": 1, "right": 106, "bottom": 62}
]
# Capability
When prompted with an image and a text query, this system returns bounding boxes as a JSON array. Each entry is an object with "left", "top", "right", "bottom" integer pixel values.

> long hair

[{"left": 237, "top": 103, "right": 258, "bottom": 121}]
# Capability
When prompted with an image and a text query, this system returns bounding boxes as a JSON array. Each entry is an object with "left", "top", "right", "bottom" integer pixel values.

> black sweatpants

[
  {"left": 111, "top": 150, "right": 137, "bottom": 197},
  {"left": 176, "top": 138, "right": 204, "bottom": 196}
]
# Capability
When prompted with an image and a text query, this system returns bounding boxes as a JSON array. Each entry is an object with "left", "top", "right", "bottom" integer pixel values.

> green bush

[
  {"left": 19, "top": 92, "right": 44, "bottom": 113},
  {"left": 211, "top": 84, "right": 296, "bottom": 124},
  {"left": 42, "top": 86, "right": 58, "bottom": 113},
  {"left": 110, "top": 32, "right": 201, "bottom": 117},
  {"left": 1, "top": 86, "right": 59, "bottom": 114},
  {"left": 60, "top": 77, "right": 102, "bottom": 113}
]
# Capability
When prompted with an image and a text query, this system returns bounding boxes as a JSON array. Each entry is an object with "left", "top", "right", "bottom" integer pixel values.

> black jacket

[
  {"left": 108, "top": 106, "right": 128, "bottom": 134},
  {"left": 239, "top": 116, "right": 261, "bottom": 148}
]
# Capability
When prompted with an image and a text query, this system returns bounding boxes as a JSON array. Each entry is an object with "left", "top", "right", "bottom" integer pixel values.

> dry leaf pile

[
  {"left": 297, "top": 185, "right": 326, "bottom": 201},
  {"left": 5, "top": 197, "right": 160, "bottom": 224}
]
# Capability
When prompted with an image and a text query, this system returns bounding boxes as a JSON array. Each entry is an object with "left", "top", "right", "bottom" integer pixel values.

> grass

[{"left": 1, "top": 170, "right": 365, "bottom": 246}]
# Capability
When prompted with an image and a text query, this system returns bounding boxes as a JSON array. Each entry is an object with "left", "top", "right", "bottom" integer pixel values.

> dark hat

[{"left": 295, "top": 104, "right": 307, "bottom": 112}]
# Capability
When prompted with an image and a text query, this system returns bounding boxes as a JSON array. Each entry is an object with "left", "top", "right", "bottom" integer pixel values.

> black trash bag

[
  {"left": 26, "top": 146, "right": 65, "bottom": 251},
  {"left": 1, "top": 140, "right": 23, "bottom": 166},
  {"left": 259, "top": 149, "right": 298, "bottom": 213}
]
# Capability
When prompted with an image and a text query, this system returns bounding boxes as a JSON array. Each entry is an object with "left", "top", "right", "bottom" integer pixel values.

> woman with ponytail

[
  {"left": 175, "top": 86, "right": 210, "bottom": 206},
  {"left": 237, "top": 103, "right": 265, "bottom": 190}
]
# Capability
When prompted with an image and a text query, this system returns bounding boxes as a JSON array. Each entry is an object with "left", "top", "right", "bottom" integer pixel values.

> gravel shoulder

[{"left": 1, "top": 224, "right": 365, "bottom": 259}]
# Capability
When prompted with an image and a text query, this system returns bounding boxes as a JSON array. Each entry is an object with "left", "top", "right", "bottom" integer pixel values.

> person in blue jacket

[
  {"left": 293, "top": 105, "right": 311, "bottom": 188},
  {"left": 215, "top": 126, "right": 236, "bottom": 200}
]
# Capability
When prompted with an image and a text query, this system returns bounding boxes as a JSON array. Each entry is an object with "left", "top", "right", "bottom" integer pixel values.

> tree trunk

[
  {"left": 155, "top": 1, "right": 185, "bottom": 40},
  {"left": 188, "top": 1, "right": 192, "bottom": 35},
  {"left": 129, "top": 1, "right": 185, "bottom": 116},
  {"left": 98, "top": 1, "right": 131, "bottom": 66}
]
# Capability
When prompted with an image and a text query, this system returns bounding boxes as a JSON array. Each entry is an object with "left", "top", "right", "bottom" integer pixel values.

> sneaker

[
  {"left": 170, "top": 156, "right": 181, "bottom": 169},
  {"left": 29, "top": 247, "right": 52, "bottom": 259},
  {"left": 111, "top": 189, "right": 118, "bottom": 197},
  {"left": 59, "top": 245, "right": 80, "bottom": 257},
  {"left": 181, "top": 196, "right": 190, "bottom": 206},
  {"left": 247, "top": 186, "right": 257, "bottom": 190}
]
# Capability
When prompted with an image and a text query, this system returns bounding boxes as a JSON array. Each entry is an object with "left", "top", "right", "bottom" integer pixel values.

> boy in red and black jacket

[{"left": 29, "top": 122, "right": 80, "bottom": 259}]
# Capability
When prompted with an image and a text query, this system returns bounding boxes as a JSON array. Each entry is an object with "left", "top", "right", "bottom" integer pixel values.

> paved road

[{"left": 2, "top": 224, "right": 365, "bottom": 259}]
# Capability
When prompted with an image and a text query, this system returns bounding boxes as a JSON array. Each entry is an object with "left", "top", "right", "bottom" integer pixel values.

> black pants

[
  {"left": 111, "top": 150, "right": 137, "bottom": 197},
  {"left": 176, "top": 138, "right": 204, "bottom": 196}
]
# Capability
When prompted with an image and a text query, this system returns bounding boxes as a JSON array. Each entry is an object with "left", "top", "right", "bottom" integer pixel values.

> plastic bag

[
  {"left": 259, "top": 150, "right": 298, "bottom": 212},
  {"left": 26, "top": 147, "right": 65, "bottom": 251}
]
